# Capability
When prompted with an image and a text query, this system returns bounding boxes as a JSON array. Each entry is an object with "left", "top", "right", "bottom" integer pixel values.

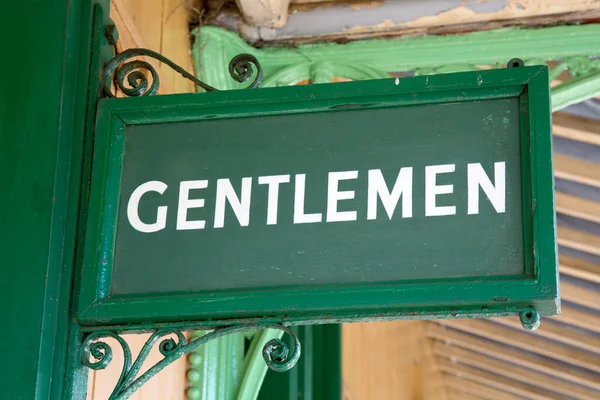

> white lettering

[
  {"left": 367, "top": 168, "right": 413, "bottom": 220},
  {"left": 467, "top": 162, "right": 506, "bottom": 214},
  {"left": 425, "top": 164, "right": 456, "bottom": 216},
  {"left": 127, "top": 181, "right": 168, "bottom": 233},
  {"left": 294, "top": 174, "right": 322, "bottom": 224},
  {"left": 214, "top": 178, "right": 252, "bottom": 228},
  {"left": 258, "top": 174, "right": 290, "bottom": 225},
  {"left": 127, "top": 161, "right": 507, "bottom": 232},
  {"left": 176, "top": 180, "right": 208, "bottom": 230},
  {"left": 327, "top": 171, "right": 358, "bottom": 222}
]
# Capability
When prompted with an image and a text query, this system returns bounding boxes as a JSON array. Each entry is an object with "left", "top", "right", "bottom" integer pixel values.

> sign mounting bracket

[
  {"left": 101, "top": 23, "right": 263, "bottom": 97},
  {"left": 82, "top": 324, "right": 300, "bottom": 400}
]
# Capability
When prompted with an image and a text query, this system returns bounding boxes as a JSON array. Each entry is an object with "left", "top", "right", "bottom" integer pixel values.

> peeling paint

[
  {"left": 240, "top": 0, "right": 600, "bottom": 41},
  {"left": 349, "top": 1, "right": 383, "bottom": 12},
  {"left": 344, "top": 0, "right": 600, "bottom": 35},
  {"left": 238, "top": 0, "right": 292, "bottom": 28}
]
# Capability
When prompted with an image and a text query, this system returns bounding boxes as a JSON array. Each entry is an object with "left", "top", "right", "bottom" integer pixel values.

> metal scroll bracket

[
  {"left": 81, "top": 324, "right": 300, "bottom": 400},
  {"left": 101, "top": 24, "right": 262, "bottom": 97}
]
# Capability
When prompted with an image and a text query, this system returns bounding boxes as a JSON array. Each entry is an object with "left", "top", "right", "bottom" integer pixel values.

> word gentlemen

[{"left": 127, "top": 162, "right": 506, "bottom": 233}]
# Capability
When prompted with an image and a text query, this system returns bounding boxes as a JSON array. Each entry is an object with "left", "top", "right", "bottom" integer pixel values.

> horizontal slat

[
  {"left": 439, "top": 358, "right": 564, "bottom": 400},
  {"left": 556, "top": 192, "right": 600, "bottom": 224},
  {"left": 553, "top": 112, "right": 600, "bottom": 147},
  {"left": 434, "top": 342, "right": 600, "bottom": 400},
  {"left": 559, "top": 305, "right": 600, "bottom": 334},
  {"left": 561, "top": 280, "right": 600, "bottom": 311},
  {"left": 558, "top": 226, "right": 600, "bottom": 257},
  {"left": 560, "top": 254, "right": 600, "bottom": 284},
  {"left": 428, "top": 323, "right": 600, "bottom": 390},
  {"left": 435, "top": 319, "right": 600, "bottom": 373},
  {"left": 491, "top": 317, "right": 600, "bottom": 353},
  {"left": 444, "top": 375, "right": 522, "bottom": 400},
  {"left": 554, "top": 153, "right": 600, "bottom": 188},
  {"left": 446, "top": 388, "right": 484, "bottom": 400}
]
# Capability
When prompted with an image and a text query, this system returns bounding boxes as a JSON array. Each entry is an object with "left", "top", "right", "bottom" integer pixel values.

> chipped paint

[
  {"left": 237, "top": 0, "right": 600, "bottom": 41},
  {"left": 237, "top": 0, "right": 292, "bottom": 28},
  {"left": 349, "top": 1, "right": 383, "bottom": 12},
  {"left": 343, "top": 0, "right": 600, "bottom": 35}
]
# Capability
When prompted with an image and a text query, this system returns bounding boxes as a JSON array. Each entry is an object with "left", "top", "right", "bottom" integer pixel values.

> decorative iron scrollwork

[
  {"left": 82, "top": 324, "right": 300, "bottom": 400},
  {"left": 102, "top": 48, "right": 262, "bottom": 97}
]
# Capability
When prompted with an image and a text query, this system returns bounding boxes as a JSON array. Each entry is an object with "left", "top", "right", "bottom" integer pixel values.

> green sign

[{"left": 79, "top": 65, "right": 558, "bottom": 326}]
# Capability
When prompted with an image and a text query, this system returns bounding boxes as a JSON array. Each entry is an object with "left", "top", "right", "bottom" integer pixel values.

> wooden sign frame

[{"left": 78, "top": 65, "right": 558, "bottom": 326}]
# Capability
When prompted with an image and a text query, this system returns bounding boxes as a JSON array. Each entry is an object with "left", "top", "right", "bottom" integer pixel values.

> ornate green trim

[
  {"left": 185, "top": 328, "right": 286, "bottom": 400},
  {"left": 236, "top": 329, "right": 285, "bottom": 399},
  {"left": 81, "top": 324, "right": 300, "bottom": 400},
  {"left": 185, "top": 331, "right": 248, "bottom": 400},
  {"left": 552, "top": 70, "right": 600, "bottom": 111},
  {"left": 192, "top": 25, "right": 600, "bottom": 110}
]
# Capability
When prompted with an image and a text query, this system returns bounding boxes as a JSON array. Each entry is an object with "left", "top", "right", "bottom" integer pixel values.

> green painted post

[{"left": 0, "top": 0, "right": 102, "bottom": 398}]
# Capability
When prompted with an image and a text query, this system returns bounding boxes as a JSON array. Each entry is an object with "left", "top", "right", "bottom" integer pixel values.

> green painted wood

[
  {"left": 78, "top": 65, "right": 558, "bottom": 326},
  {"left": 258, "top": 325, "right": 342, "bottom": 400},
  {"left": 185, "top": 331, "right": 247, "bottom": 400},
  {"left": 0, "top": 0, "right": 103, "bottom": 398},
  {"left": 192, "top": 25, "right": 600, "bottom": 108},
  {"left": 552, "top": 70, "right": 600, "bottom": 111},
  {"left": 64, "top": 4, "right": 116, "bottom": 399},
  {"left": 184, "top": 329, "right": 286, "bottom": 400},
  {"left": 235, "top": 329, "right": 285, "bottom": 400}
]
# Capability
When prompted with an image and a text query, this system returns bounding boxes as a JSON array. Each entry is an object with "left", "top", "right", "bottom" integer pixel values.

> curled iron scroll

[
  {"left": 102, "top": 48, "right": 262, "bottom": 97},
  {"left": 82, "top": 324, "right": 299, "bottom": 400}
]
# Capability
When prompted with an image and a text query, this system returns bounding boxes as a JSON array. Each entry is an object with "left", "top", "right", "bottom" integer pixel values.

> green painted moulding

[{"left": 192, "top": 24, "right": 600, "bottom": 109}]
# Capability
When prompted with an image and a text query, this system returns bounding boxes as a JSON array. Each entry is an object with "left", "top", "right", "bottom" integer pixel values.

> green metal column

[
  {"left": 258, "top": 325, "right": 342, "bottom": 400},
  {"left": 0, "top": 0, "right": 100, "bottom": 398}
]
